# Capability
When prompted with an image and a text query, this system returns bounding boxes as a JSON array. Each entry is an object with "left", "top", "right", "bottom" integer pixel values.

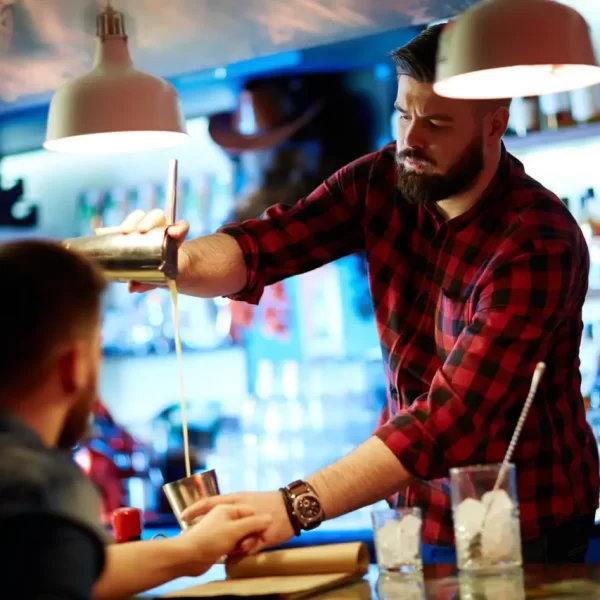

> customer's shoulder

[
  {"left": 0, "top": 433, "right": 79, "bottom": 488},
  {"left": 0, "top": 435, "right": 105, "bottom": 539}
]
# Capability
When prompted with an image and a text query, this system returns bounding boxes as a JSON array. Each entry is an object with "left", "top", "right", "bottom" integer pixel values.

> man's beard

[
  {"left": 58, "top": 379, "right": 97, "bottom": 450},
  {"left": 396, "top": 134, "right": 484, "bottom": 205}
]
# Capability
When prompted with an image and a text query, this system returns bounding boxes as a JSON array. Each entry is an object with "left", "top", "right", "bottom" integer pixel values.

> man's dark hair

[
  {"left": 391, "top": 23, "right": 511, "bottom": 109},
  {"left": 0, "top": 240, "right": 106, "bottom": 394}
]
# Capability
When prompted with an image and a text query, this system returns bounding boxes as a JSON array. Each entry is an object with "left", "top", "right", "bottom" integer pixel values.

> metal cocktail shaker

[
  {"left": 63, "top": 228, "right": 178, "bottom": 283},
  {"left": 63, "top": 159, "right": 179, "bottom": 283}
]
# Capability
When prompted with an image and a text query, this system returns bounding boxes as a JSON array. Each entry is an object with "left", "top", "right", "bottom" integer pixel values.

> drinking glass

[
  {"left": 450, "top": 463, "right": 522, "bottom": 573},
  {"left": 371, "top": 507, "right": 423, "bottom": 574}
]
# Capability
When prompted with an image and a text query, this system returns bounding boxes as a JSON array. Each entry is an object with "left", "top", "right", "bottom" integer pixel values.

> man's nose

[{"left": 403, "top": 120, "right": 427, "bottom": 150}]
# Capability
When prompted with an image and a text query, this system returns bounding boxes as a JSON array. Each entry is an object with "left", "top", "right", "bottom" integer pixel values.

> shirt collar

[{"left": 0, "top": 409, "right": 46, "bottom": 448}]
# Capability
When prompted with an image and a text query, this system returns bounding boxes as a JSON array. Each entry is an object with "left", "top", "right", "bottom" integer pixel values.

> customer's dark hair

[
  {"left": 391, "top": 23, "right": 511, "bottom": 109},
  {"left": 0, "top": 240, "right": 106, "bottom": 395}
]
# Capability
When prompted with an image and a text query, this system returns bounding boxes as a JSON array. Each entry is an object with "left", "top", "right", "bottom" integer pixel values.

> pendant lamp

[
  {"left": 434, "top": 0, "right": 600, "bottom": 99},
  {"left": 44, "top": 4, "right": 189, "bottom": 154}
]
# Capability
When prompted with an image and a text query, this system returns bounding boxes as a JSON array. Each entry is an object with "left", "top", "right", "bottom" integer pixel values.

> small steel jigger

[
  {"left": 159, "top": 470, "right": 228, "bottom": 562},
  {"left": 162, "top": 469, "right": 221, "bottom": 530}
]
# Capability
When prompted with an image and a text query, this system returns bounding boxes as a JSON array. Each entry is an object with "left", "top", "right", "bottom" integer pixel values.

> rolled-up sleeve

[
  {"left": 375, "top": 240, "right": 583, "bottom": 480},
  {"left": 218, "top": 157, "right": 370, "bottom": 304}
]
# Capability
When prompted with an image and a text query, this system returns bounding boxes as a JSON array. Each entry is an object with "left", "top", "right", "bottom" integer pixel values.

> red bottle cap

[{"left": 111, "top": 507, "right": 142, "bottom": 543}]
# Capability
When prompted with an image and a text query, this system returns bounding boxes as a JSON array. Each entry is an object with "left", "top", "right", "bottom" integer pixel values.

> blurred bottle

[
  {"left": 125, "top": 186, "right": 140, "bottom": 215},
  {"left": 540, "top": 93, "right": 575, "bottom": 130},
  {"left": 145, "top": 289, "right": 170, "bottom": 355},
  {"left": 154, "top": 183, "right": 166, "bottom": 212},
  {"left": 508, "top": 97, "right": 540, "bottom": 137},
  {"left": 102, "top": 187, "right": 127, "bottom": 227},
  {"left": 581, "top": 323, "right": 599, "bottom": 411},
  {"left": 584, "top": 188, "right": 600, "bottom": 236},
  {"left": 197, "top": 176, "right": 212, "bottom": 235},
  {"left": 579, "top": 190, "right": 594, "bottom": 243},
  {"left": 591, "top": 387, "right": 600, "bottom": 411},
  {"left": 76, "top": 189, "right": 103, "bottom": 236},
  {"left": 130, "top": 182, "right": 156, "bottom": 213},
  {"left": 570, "top": 86, "right": 600, "bottom": 124},
  {"left": 281, "top": 360, "right": 304, "bottom": 434}
]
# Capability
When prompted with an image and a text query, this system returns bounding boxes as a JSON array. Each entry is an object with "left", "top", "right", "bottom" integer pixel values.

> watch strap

[{"left": 279, "top": 487, "right": 301, "bottom": 536}]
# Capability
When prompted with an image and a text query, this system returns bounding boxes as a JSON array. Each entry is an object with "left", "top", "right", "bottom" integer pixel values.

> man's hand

[
  {"left": 118, "top": 209, "right": 190, "bottom": 293},
  {"left": 175, "top": 504, "right": 273, "bottom": 576},
  {"left": 181, "top": 491, "right": 295, "bottom": 555},
  {"left": 94, "top": 504, "right": 271, "bottom": 599},
  {"left": 114, "top": 209, "right": 247, "bottom": 298}
]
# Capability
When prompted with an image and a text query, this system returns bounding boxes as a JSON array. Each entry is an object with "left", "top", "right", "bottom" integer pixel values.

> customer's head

[
  {"left": 391, "top": 23, "right": 511, "bottom": 205},
  {"left": 0, "top": 240, "right": 106, "bottom": 449}
]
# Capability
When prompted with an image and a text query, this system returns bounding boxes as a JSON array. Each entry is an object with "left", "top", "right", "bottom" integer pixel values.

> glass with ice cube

[
  {"left": 371, "top": 507, "right": 423, "bottom": 574},
  {"left": 450, "top": 463, "right": 522, "bottom": 573}
]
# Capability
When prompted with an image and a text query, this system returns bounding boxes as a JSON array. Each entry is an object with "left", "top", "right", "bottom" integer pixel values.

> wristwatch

[{"left": 281, "top": 480, "right": 324, "bottom": 533}]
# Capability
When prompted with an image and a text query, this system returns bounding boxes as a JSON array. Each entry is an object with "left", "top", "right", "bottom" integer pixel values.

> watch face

[{"left": 293, "top": 493, "right": 322, "bottom": 522}]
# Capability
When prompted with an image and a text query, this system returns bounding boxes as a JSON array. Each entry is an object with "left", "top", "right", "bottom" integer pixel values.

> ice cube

[
  {"left": 398, "top": 514, "right": 421, "bottom": 559},
  {"left": 481, "top": 489, "right": 513, "bottom": 514},
  {"left": 454, "top": 497, "right": 485, "bottom": 536},
  {"left": 480, "top": 490, "right": 517, "bottom": 562},
  {"left": 375, "top": 516, "right": 422, "bottom": 568},
  {"left": 400, "top": 514, "right": 422, "bottom": 537},
  {"left": 454, "top": 497, "right": 486, "bottom": 565}
]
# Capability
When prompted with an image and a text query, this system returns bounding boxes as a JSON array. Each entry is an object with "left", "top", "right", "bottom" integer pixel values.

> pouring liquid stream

[{"left": 168, "top": 279, "right": 191, "bottom": 479}]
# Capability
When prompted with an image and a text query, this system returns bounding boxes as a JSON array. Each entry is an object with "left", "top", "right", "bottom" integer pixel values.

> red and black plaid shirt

[{"left": 220, "top": 143, "right": 600, "bottom": 546}]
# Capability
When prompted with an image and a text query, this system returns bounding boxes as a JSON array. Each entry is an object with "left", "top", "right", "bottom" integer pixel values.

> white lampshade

[
  {"left": 44, "top": 6, "right": 189, "bottom": 154},
  {"left": 434, "top": 0, "right": 600, "bottom": 99}
]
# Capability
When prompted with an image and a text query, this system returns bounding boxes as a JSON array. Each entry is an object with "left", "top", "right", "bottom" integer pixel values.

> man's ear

[
  {"left": 56, "top": 342, "right": 86, "bottom": 395},
  {"left": 486, "top": 106, "right": 510, "bottom": 142}
]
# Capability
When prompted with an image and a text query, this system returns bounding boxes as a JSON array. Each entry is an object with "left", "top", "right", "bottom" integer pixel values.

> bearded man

[
  {"left": 0, "top": 241, "right": 272, "bottom": 599},
  {"left": 121, "top": 24, "right": 599, "bottom": 563}
]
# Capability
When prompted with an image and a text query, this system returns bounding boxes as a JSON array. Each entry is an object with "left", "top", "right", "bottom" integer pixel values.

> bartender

[{"left": 123, "top": 24, "right": 599, "bottom": 563}]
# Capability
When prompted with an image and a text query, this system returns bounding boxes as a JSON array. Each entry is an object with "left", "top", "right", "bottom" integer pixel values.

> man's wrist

[
  {"left": 307, "top": 438, "right": 412, "bottom": 520},
  {"left": 164, "top": 536, "right": 210, "bottom": 578},
  {"left": 305, "top": 474, "right": 333, "bottom": 519}
]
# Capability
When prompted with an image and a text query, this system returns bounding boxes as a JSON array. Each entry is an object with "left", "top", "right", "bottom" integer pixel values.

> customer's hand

[
  {"left": 181, "top": 491, "right": 295, "bottom": 555},
  {"left": 117, "top": 209, "right": 190, "bottom": 293},
  {"left": 175, "top": 504, "right": 272, "bottom": 576}
]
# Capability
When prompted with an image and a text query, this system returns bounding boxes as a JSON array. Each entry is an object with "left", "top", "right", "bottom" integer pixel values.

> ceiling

[
  {"left": 1, "top": 0, "right": 599, "bottom": 156},
  {"left": 0, "top": 0, "right": 475, "bottom": 111}
]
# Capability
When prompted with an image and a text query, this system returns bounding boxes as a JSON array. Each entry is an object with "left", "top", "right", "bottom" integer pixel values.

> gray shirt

[{"left": 0, "top": 411, "right": 108, "bottom": 598}]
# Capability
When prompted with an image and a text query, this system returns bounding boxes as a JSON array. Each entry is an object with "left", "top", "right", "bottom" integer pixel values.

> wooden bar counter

[{"left": 141, "top": 563, "right": 600, "bottom": 598}]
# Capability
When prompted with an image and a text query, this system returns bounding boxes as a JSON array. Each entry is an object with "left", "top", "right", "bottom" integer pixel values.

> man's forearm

[
  {"left": 307, "top": 436, "right": 413, "bottom": 519},
  {"left": 178, "top": 233, "right": 247, "bottom": 298},
  {"left": 94, "top": 538, "right": 194, "bottom": 600}
]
